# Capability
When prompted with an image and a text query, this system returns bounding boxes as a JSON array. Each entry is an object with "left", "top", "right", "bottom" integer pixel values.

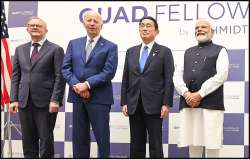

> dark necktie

[
  {"left": 31, "top": 43, "right": 40, "bottom": 63},
  {"left": 86, "top": 39, "right": 94, "bottom": 61},
  {"left": 139, "top": 46, "right": 149, "bottom": 72}
]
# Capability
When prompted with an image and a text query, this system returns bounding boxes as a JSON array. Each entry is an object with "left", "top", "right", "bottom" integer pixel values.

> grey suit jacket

[{"left": 10, "top": 40, "right": 66, "bottom": 108}]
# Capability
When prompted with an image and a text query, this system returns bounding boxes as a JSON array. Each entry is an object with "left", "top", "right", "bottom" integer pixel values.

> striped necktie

[
  {"left": 86, "top": 39, "right": 94, "bottom": 61},
  {"left": 31, "top": 43, "right": 40, "bottom": 63}
]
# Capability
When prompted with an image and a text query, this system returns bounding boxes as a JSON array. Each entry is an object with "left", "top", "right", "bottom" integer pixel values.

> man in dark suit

[
  {"left": 61, "top": 10, "right": 118, "bottom": 158},
  {"left": 121, "top": 16, "right": 174, "bottom": 157},
  {"left": 9, "top": 17, "right": 66, "bottom": 158}
]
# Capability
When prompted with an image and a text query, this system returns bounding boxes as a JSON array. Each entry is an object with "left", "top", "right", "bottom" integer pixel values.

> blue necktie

[{"left": 139, "top": 46, "right": 149, "bottom": 72}]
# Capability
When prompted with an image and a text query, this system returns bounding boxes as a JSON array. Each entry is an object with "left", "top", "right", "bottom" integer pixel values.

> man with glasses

[
  {"left": 121, "top": 16, "right": 174, "bottom": 157},
  {"left": 9, "top": 16, "right": 66, "bottom": 158}
]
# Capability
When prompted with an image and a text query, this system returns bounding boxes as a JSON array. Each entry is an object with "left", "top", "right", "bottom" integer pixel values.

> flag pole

[
  {"left": 2, "top": 103, "right": 22, "bottom": 157},
  {"left": 7, "top": 103, "right": 12, "bottom": 158}
]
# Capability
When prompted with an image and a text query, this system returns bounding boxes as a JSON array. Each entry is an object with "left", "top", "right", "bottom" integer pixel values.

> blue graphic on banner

[
  {"left": 228, "top": 49, "right": 245, "bottom": 81},
  {"left": 111, "top": 83, "right": 121, "bottom": 112},
  {"left": 8, "top": 1, "right": 38, "bottom": 28},
  {"left": 224, "top": 114, "right": 244, "bottom": 145},
  {"left": 65, "top": 112, "right": 72, "bottom": 141},
  {"left": 162, "top": 119, "right": 169, "bottom": 143},
  {"left": 244, "top": 145, "right": 249, "bottom": 158},
  {"left": 54, "top": 142, "right": 64, "bottom": 158},
  {"left": 59, "top": 96, "right": 66, "bottom": 112},
  {"left": 245, "top": 82, "right": 249, "bottom": 113},
  {"left": 172, "top": 90, "right": 180, "bottom": 113},
  {"left": 168, "top": 144, "right": 189, "bottom": 158},
  {"left": 90, "top": 129, "right": 96, "bottom": 142},
  {"left": 9, "top": 113, "right": 21, "bottom": 140},
  {"left": 110, "top": 143, "right": 130, "bottom": 157}
]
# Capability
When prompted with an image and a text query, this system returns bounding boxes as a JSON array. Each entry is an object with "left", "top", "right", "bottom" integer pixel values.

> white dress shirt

[
  {"left": 86, "top": 35, "right": 100, "bottom": 51},
  {"left": 30, "top": 37, "right": 47, "bottom": 58},
  {"left": 140, "top": 41, "right": 154, "bottom": 58}
]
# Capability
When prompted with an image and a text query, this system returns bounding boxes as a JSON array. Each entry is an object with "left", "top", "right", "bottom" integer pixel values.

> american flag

[{"left": 1, "top": 1, "right": 12, "bottom": 108}]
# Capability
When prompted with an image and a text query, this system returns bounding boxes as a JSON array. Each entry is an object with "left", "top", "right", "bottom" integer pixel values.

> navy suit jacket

[
  {"left": 62, "top": 36, "right": 118, "bottom": 104},
  {"left": 121, "top": 43, "right": 174, "bottom": 115}
]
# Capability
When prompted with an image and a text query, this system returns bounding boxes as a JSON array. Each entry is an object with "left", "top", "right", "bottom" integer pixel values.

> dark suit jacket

[
  {"left": 10, "top": 40, "right": 66, "bottom": 108},
  {"left": 61, "top": 36, "right": 118, "bottom": 104},
  {"left": 121, "top": 43, "right": 174, "bottom": 115}
]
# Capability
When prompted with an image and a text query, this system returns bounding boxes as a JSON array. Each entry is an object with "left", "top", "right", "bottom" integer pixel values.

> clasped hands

[
  {"left": 73, "top": 82, "right": 90, "bottom": 99},
  {"left": 183, "top": 91, "right": 202, "bottom": 108}
]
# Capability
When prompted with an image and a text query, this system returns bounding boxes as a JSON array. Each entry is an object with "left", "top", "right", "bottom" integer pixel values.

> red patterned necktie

[{"left": 31, "top": 43, "right": 40, "bottom": 63}]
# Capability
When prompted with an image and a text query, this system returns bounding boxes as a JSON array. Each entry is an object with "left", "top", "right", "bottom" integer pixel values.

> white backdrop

[{"left": 1, "top": 1, "right": 249, "bottom": 158}]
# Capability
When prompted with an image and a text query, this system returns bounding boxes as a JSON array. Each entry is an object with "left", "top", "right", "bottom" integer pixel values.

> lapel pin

[{"left": 153, "top": 50, "right": 159, "bottom": 56}]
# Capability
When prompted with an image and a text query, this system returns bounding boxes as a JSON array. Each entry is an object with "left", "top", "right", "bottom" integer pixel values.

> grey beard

[{"left": 196, "top": 35, "right": 210, "bottom": 43}]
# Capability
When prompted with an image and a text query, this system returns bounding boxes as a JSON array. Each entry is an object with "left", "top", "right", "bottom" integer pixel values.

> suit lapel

[
  {"left": 81, "top": 37, "right": 87, "bottom": 63},
  {"left": 31, "top": 40, "right": 50, "bottom": 69},
  {"left": 142, "top": 43, "right": 159, "bottom": 72},
  {"left": 23, "top": 43, "right": 31, "bottom": 66},
  {"left": 134, "top": 45, "right": 141, "bottom": 73}
]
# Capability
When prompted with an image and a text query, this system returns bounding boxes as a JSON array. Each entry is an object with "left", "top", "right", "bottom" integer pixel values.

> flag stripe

[
  {"left": 2, "top": 38, "right": 12, "bottom": 78},
  {"left": 1, "top": 1, "right": 12, "bottom": 107},
  {"left": 1, "top": 57, "right": 10, "bottom": 105}
]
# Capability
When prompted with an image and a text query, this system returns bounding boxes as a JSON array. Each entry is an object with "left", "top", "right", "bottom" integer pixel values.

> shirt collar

[
  {"left": 87, "top": 34, "right": 101, "bottom": 44},
  {"left": 141, "top": 41, "right": 155, "bottom": 50},
  {"left": 31, "top": 37, "right": 46, "bottom": 47}
]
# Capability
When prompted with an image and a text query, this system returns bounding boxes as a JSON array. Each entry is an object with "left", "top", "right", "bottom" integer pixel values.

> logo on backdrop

[
  {"left": 8, "top": 1, "right": 38, "bottom": 28},
  {"left": 79, "top": 2, "right": 249, "bottom": 35}
]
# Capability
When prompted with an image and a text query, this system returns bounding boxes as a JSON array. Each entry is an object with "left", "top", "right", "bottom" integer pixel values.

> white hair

[{"left": 196, "top": 18, "right": 214, "bottom": 30}]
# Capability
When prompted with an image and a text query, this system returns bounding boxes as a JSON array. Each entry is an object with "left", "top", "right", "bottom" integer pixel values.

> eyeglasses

[
  {"left": 139, "top": 23, "right": 154, "bottom": 29},
  {"left": 28, "top": 24, "right": 43, "bottom": 28}
]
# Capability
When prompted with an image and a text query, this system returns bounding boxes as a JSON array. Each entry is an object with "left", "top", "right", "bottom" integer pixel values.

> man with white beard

[{"left": 173, "top": 19, "right": 229, "bottom": 158}]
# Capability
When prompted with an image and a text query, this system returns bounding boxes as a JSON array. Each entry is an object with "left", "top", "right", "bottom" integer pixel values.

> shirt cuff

[
  {"left": 181, "top": 88, "right": 189, "bottom": 96},
  {"left": 85, "top": 81, "right": 91, "bottom": 89},
  {"left": 50, "top": 100, "right": 59, "bottom": 104},
  {"left": 198, "top": 90, "right": 206, "bottom": 98}
]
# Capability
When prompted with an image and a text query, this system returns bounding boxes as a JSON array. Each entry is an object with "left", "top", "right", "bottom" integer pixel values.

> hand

[
  {"left": 185, "top": 92, "right": 202, "bottom": 108},
  {"left": 80, "top": 90, "right": 90, "bottom": 99},
  {"left": 183, "top": 91, "right": 194, "bottom": 107},
  {"left": 160, "top": 105, "right": 170, "bottom": 118},
  {"left": 122, "top": 105, "right": 128, "bottom": 117},
  {"left": 8, "top": 102, "right": 18, "bottom": 113},
  {"left": 186, "top": 100, "right": 200, "bottom": 108},
  {"left": 49, "top": 101, "right": 59, "bottom": 113},
  {"left": 183, "top": 91, "right": 191, "bottom": 99},
  {"left": 73, "top": 82, "right": 89, "bottom": 94}
]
